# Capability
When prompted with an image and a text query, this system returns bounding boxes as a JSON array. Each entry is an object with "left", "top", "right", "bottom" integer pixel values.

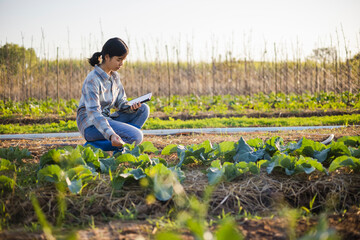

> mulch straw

[
  {"left": 209, "top": 170, "right": 360, "bottom": 215},
  {"left": 4, "top": 169, "right": 359, "bottom": 228},
  {"left": 182, "top": 169, "right": 360, "bottom": 215}
]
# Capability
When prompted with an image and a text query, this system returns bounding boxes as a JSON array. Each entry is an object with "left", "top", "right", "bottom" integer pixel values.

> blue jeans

[{"left": 84, "top": 104, "right": 150, "bottom": 145}]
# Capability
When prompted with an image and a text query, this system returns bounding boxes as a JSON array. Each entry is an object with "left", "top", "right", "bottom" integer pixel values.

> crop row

[
  {"left": 1, "top": 136, "right": 359, "bottom": 201},
  {"left": 1, "top": 114, "right": 359, "bottom": 134},
  {"left": 1, "top": 92, "right": 359, "bottom": 118}
]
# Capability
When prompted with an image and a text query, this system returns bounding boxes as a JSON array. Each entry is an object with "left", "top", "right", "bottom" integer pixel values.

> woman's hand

[
  {"left": 130, "top": 102, "right": 141, "bottom": 111},
  {"left": 111, "top": 134, "right": 125, "bottom": 147}
]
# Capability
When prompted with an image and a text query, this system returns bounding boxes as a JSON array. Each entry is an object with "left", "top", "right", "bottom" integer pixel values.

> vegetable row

[
  {"left": 1, "top": 92, "right": 359, "bottom": 118},
  {"left": 1, "top": 135, "right": 359, "bottom": 201}
]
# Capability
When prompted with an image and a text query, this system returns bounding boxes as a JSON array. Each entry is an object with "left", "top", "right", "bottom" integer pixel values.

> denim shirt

[{"left": 76, "top": 65, "right": 131, "bottom": 140}]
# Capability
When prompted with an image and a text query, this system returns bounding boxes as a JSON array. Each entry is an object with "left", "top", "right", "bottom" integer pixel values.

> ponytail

[
  {"left": 88, "top": 38, "right": 129, "bottom": 67},
  {"left": 88, "top": 52, "right": 102, "bottom": 66}
]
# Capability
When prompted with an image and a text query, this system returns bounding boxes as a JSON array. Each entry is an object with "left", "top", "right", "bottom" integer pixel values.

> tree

[
  {"left": 350, "top": 52, "right": 360, "bottom": 62},
  {"left": 0, "top": 43, "right": 37, "bottom": 75},
  {"left": 309, "top": 47, "right": 337, "bottom": 63}
]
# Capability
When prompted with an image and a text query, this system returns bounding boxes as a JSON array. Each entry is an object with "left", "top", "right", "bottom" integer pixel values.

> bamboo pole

[
  {"left": 165, "top": 45, "right": 171, "bottom": 104},
  {"left": 285, "top": 55, "right": 289, "bottom": 94},
  {"left": 274, "top": 43, "right": 278, "bottom": 95},
  {"left": 212, "top": 57, "right": 216, "bottom": 96},
  {"left": 334, "top": 50, "right": 338, "bottom": 93},
  {"left": 244, "top": 58, "right": 248, "bottom": 95},
  {"left": 315, "top": 63, "right": 319, "bottom": 93},
  {"left": 323, "top": 58, "right": 327, "bottom": 92},
  {"left": 56, "top": 47, "right": 59, "bottom": 103}
]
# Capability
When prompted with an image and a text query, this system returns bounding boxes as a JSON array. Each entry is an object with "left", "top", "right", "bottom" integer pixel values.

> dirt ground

[
  {"left": 0, "top": 126, "right": 359, "bottom": 240},
  {"left": 1, "top": 125, "right": 359, "bottom": 158}
]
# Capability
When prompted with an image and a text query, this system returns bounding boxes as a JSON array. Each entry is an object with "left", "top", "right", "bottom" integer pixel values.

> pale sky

[{"left": 0, "top": 0, "right": 359, "bottom": 61}]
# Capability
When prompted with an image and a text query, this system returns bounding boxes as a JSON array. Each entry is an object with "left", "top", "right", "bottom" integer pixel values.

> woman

[{"left": 76, "top": 37, "right": 149, "bottom": 151}]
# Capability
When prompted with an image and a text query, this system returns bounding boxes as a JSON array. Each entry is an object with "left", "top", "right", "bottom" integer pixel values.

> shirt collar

[{"left": 94, "top": 65, "right": 111, "bottom": 82}]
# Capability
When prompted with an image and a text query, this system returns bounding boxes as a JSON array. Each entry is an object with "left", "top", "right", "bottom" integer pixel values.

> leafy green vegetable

[
  {"left": 329, "top": 156, "right": 360, "bottom": 172},
  {"left": 145, "top": 163, "right": 184, "bottom": 201},
  {"left": 349, "top": 147, "right": 360, "bottom": 158},
  {"left": 207, "top": 160, "right": 224, "bottom": 185},
  {"left": 39, "top": 147, "right": 87, "bottom": 170},
  {"left": 80, "top": 145, "right": 107, "bottom": 169},
  {"left": 148, "top": 163, "right": 175, "bottom": 201},
  {"left": 113, "top": 168, "right": 147, "bottom": 189},
  {"left": 207, "top": 160, "right": 261, "bottom": 185},
  {"left": 336, "top": 136, "right": 360, "bottom": 147},
  {"left": 37, "top": 146, "right": 104, "bottom": 194},
  {"left": 326, "top": 142, "right": 352, "bottom": 165},
  {"left": 64, "top": 165, "right": 98, "bottom": 194},
  {"left": 65, "top": 177, "right": 83, "bottom": 194},
  {"left": 0, "top": 175, "right": 15, "bottom": 192},
  {"left": 233, "top": 137, "right": 265, "bottom": 163},
  {"left": 265, "top": 137, "right": 285, "bottom": 155},
  {"left": 295, "top": 156, "right": 327, "bottom": 174},
  {"left": 162, "top": 142, "right": 216, "bottom": 168},
  {"left": 266, "top": 154, "right": 326, "bottom": 175},
  {"left": 66, "top": 165, "right": 97, "bottom": 182},
  {"left": 111, "top": 168, "right": 147, "bottom": 191},
  {"left": 161, "top": 144, "right": 178, "bottom": 155},
  {"left": 98, "top": 157, "right": 118, "bottom": 173},
  {"left": 246, "top": 138, "right": 264, "bottom": 148},
  {"left": 58, "top": 147, "right": 87, "bottom": 169},
  {"left": 295, "top": 138, "right": 330, "bottom": 163},
  {"left": 39, "top": 149, "right": 61, "bottom": 168},
  {"left": 38, "top": 164, "right": 97, "bottom": 194},
  {"left": 111, "top": 175, "right": 126, "bottom": 190},
  {"left": 0, "top": 146, "right": 32, "bottom": 164},
  {"left": 216, "top": 141, "right": 236, "bottom": 158},
  {"left": 37, "top": 165, "right": 64, "bottom": 183},
  {"left": 122, "top": 141, "right": 159, "bottom": 157},
  {"left": 138, "top": 141, "right": 159, "bottom": 154},
  {"left": 33, "top": 133, "right": 360, "bottom": 199},
  {"left": 0, "top": 159, "right": 15, "bottom": 171}
]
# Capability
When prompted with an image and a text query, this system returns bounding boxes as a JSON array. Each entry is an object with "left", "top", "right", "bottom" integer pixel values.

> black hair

[{"left": 88, "top": 37, "right": 129, "bottom": 66}]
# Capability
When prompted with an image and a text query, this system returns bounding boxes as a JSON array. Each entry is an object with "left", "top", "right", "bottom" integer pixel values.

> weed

[
  {"left": 115, "top": 207, "right": 138, "bottom": 221},
  {"left": 302, "top": 194, "right": 317, "bottom": 216}
]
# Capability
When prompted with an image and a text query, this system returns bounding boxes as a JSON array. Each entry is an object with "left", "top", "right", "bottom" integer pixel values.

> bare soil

[
  {"left": 2, "top": 209, "right": 359, "bottom": 240},
  {"left": 1, "top": 125, "right": 359, "bottom": 157},
  {"left": 0, "top": 126, "right": 359, "bottom": 240}
]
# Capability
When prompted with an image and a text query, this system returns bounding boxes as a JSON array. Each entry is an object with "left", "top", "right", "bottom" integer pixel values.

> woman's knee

[
  {"left": 132, "top": 130, "right": 144, "bottom": 145},
  {"left": 140, "top": 103, "right": 150, "bottom": 117}
]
